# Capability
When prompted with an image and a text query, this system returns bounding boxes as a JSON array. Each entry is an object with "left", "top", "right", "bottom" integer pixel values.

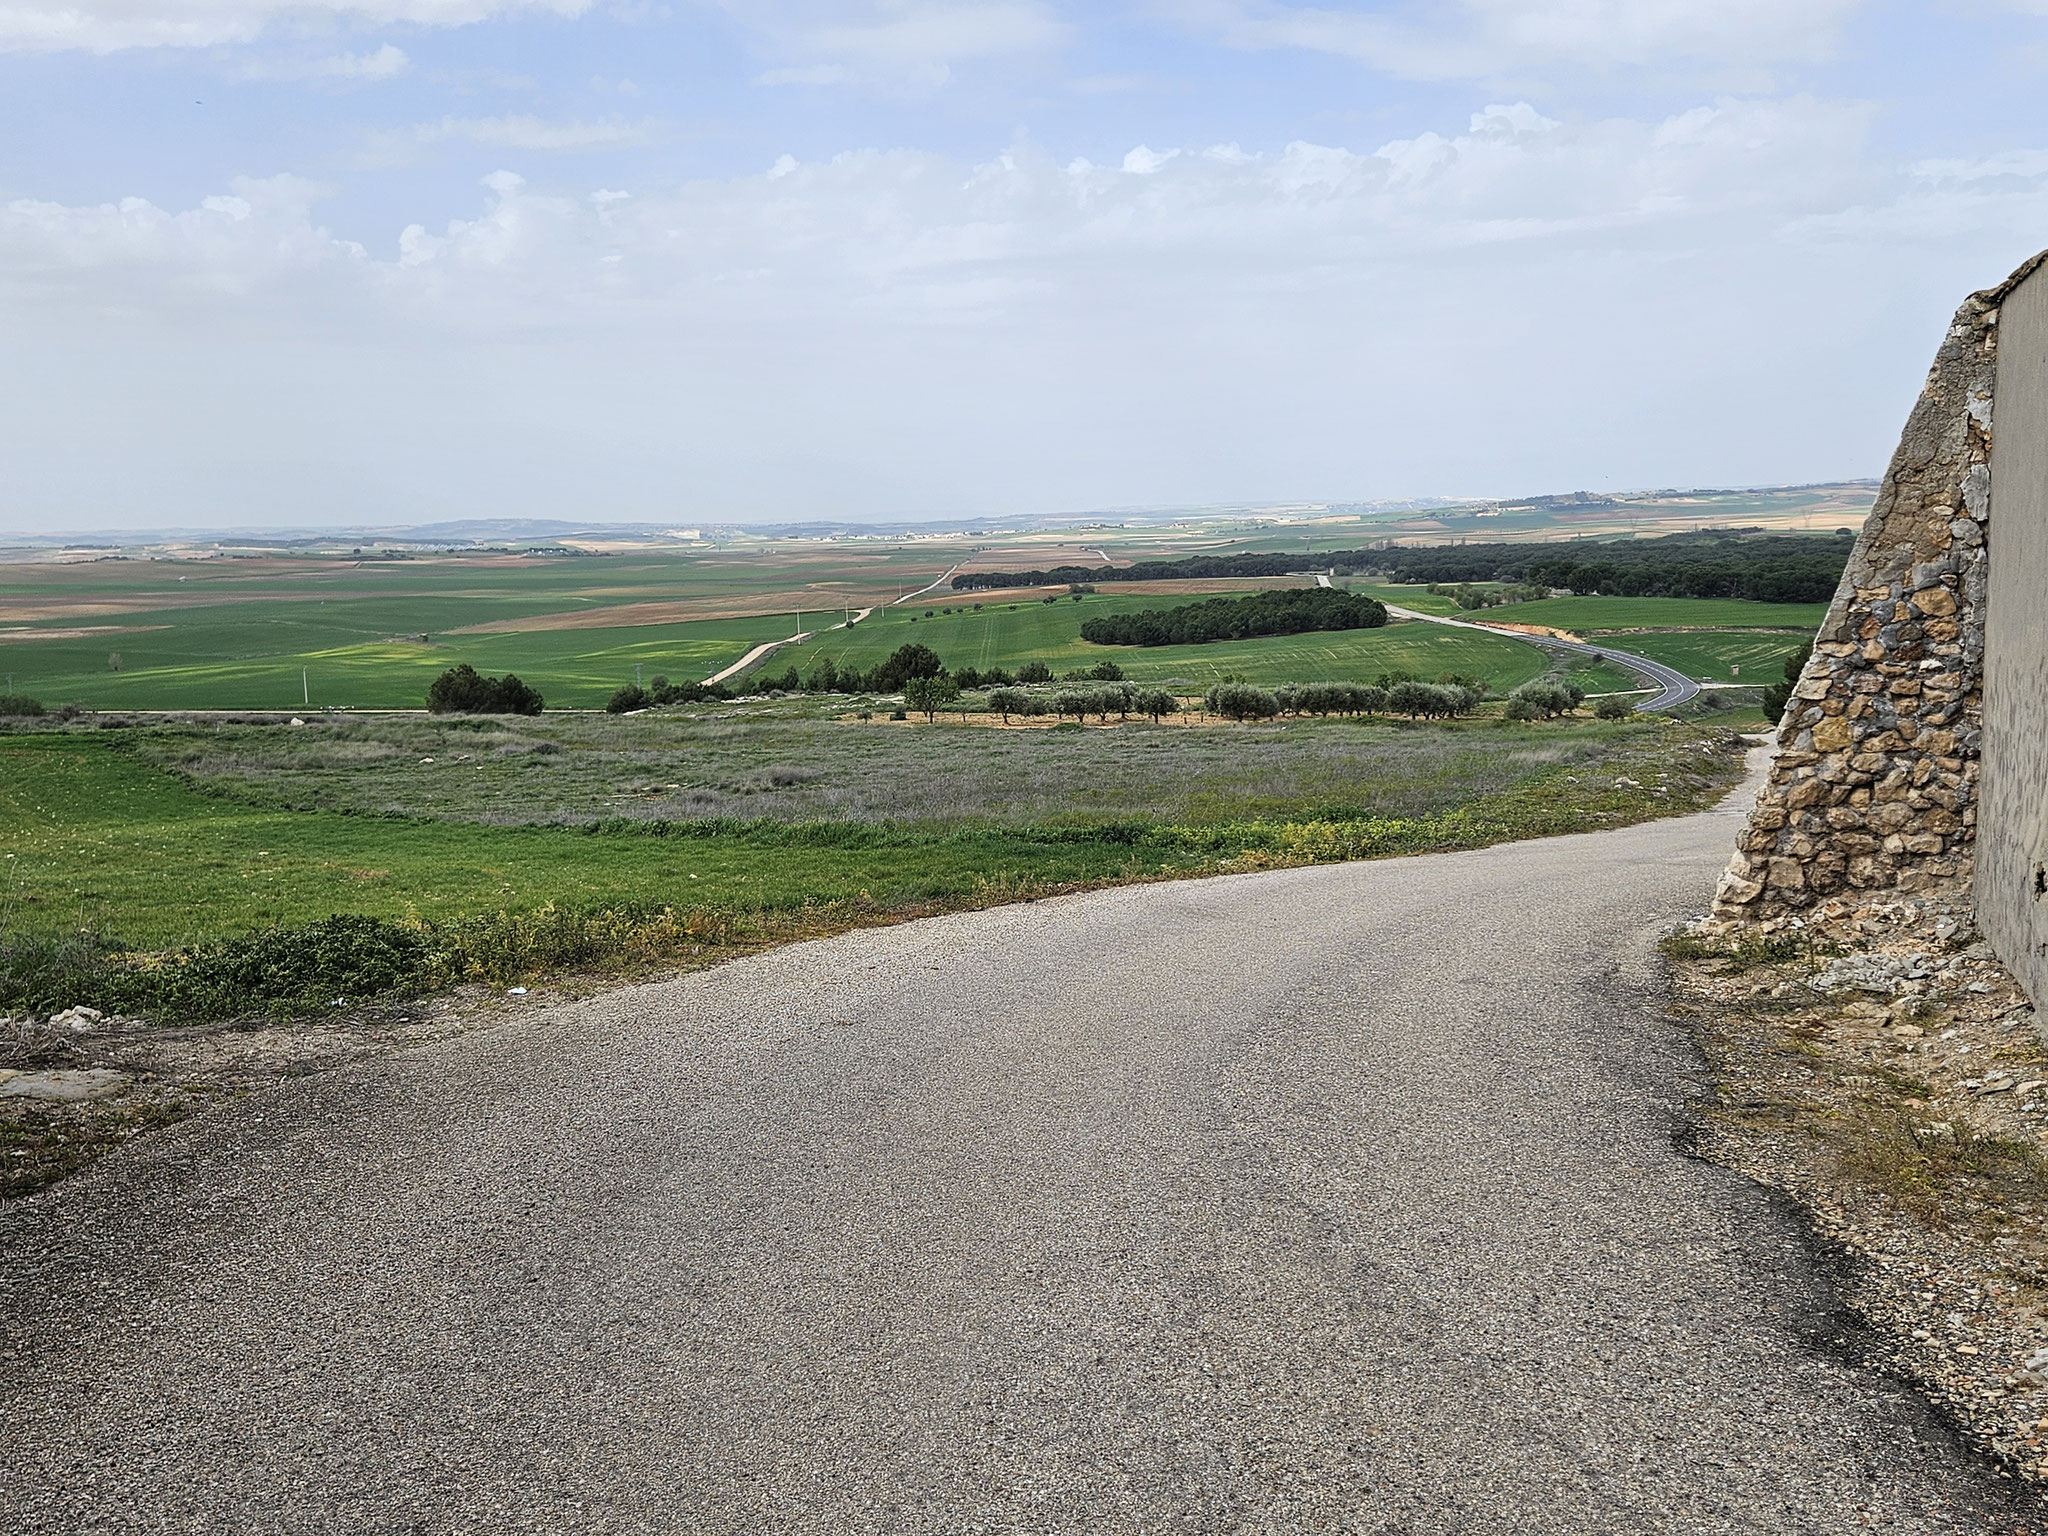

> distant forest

[
  {"left": 955, "top": 531, "right": 1858, "bottom": 606},
  {"left": 1080, "top": 588, "right": 1389, "bottom": 647}
]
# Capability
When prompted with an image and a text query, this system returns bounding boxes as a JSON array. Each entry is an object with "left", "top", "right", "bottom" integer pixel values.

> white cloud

[
  {"left": 734, "top": 0, "right": 1069, "bottom": 89},
  {"left": 754, "top": 62, "right": 853, "bottom": 85},
  {"left": 0, "top": 0, "right": 592, "bottom": 53},
  {"left": 360, "top": 114, "right": 656, "bottom": 162},
  {"left": 235, "top": 42, "right": 410, "bottom": 78},
  {"left": 422, "top": 114, "right": 655, "bottom": 149},
  {"left": 5, "top": 98, "right": 2048, "bottom": 527},
  {"left": 1176, "top": 0, "right": 1862, "bottom": 80}
]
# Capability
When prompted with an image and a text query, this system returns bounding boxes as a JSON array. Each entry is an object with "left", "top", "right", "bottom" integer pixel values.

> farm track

[{"left": 1, "top": 755, "right": 2033, "bottom": 1532}]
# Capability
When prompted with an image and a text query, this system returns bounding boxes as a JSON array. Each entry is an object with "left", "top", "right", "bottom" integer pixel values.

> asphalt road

[
  {"left": 1383, "top": 603, "right": 1703, "bottom": 711},
  {"left": 2, "top": 772, "right": 2033, "bottom": 1532}
]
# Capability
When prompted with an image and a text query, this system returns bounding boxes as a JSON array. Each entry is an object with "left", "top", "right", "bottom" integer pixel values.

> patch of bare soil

[
  {"left": 0, "top": 986, "right": 577, "bottom": 1199},
  {"left": 1673, "top": 894, "right": 2048, "bottom": 1490}
]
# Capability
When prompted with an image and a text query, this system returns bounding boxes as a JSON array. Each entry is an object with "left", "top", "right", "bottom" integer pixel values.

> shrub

[
  {"left": 1594, "top": 694, "right": 1636, "bottom": 720},
  {"left": 1387, "top": 681, "right": 1473, "bottom": 719},
  {"left": 1505, "top": 680, "right": 1579, "bottom": 719},
  {"left": 1205, "top": 682, "right": 1280, "bottom": 722},
  {"left": 427, "top": 664, "right": 545, "bottom": 716},
  {"left": 607, "top": 684, "right": 652, "bottom": 714},
  {"left": 0, "top": 914, "right": 432, "bottom": 1023},
  {"left": 1503, "top": 696, "right": 1543, "bottom": 722},
  {"left": 648, "top": 678, "right": 730, "bottom": 706},
  {"left": 1017, "top": 661, "right": 1053, "bottom": 683},
  {"left": 0, "top": 694, "right": 46, "bottom": 717}
]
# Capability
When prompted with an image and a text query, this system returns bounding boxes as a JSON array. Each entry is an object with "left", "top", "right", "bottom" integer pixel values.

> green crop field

[
  {"left": 3, "top": 536, "right": 1837, "bottom": 713},
  {"left": 1458, "top": 595, "right": 1830, "bottom": 633},
  {"left": 0, "top": 546, "right": 948, "bottom": 711},
  {"left": 756, "top": 596, "right": 1640, "bottom": 695},
  {"left": 1594, "top": 630, "right": 1813, "bottom": 683}
]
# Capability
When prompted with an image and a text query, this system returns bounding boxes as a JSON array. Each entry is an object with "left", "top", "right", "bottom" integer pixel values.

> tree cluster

[
  {"left": 427, "top": 664, "right": 544, "bottom": 716},
  {"left": 744, "top": 642, "right": 947, "bottom": 697},
  {"left": 1079, "top": 588, "right": 1389, "bottom": 647},
  {"left": 1500, "top": 679, "right": 1585, "bottom": 720},
  {"left": 606, "top": 675, "right": 734, "bottom": 714},
  {"left": 984, "top": 684, "right": 1179, "bottom": 723},
  {"left": 1429, "top": 581, "right": 1547, "bottom": 610},
  {"left": 954, "top": 551, "right": 1317, "bottom": 590},
  {"left": 1367, "top": 532, "right": 1854, "bottom": 604},
  {"left": 954, "top": 531, "right": 1853, "bottom": 605}
]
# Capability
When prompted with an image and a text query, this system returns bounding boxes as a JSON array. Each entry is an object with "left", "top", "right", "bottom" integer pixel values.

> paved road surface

[
  {"left": 1383, "top": 603, "right": 1702, "bottom": 711},
  {"left": 2, "top": 773, "right": 2032, "bottom": 1532}
]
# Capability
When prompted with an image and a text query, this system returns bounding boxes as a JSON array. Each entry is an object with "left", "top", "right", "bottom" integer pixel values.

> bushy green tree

[
  {"left": 1761, "top": 637, "right": 1814, "bottom": 722},
  {"left": 987, "top": 687, "right": 1026, "bottom": 722},
  {"left": 869, "top": 643, "right": 945, "bottom": 691},
  {"left": 428, "top": 664, "right": 544, "bottom": 716},
  {"left": 1134, "top": 688, "right": 1177, "bottom": 722},
  {"left": 1017, "top": 661, "right": 1053, "bottom": 683},
  {"left": 1594, "top": 694, "right": 1635, "bottom": 720},
  {"left": 903, "top": 674, "right": 960, "bottom": 721}
]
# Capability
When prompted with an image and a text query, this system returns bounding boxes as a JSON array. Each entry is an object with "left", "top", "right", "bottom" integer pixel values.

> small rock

[
  {"left": 507, "top": 987, "right": 528, "bottom": 996},
  {"left": 0, "top": 1069, "right": 132, "bottom": 1103}
]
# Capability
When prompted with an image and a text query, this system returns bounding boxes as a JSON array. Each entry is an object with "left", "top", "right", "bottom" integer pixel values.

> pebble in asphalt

[{"left": 1, "top": 768, "right": 2038, "bottom": 1533}]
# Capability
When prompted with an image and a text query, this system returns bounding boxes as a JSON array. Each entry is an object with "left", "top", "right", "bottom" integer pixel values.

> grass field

[
  {"left": 1, "top": 716, "right": 1744, "bottom": 964},
  {"left": 0, "top": 547, "right": 931, "bottom": 711},
  {"left": 752, "top": 596, "right": 1641, "bottom": 694},
  {"left": 1475, "top": 595, "right": 1831, "bottom": 632},
  {"left": 1596, "top": 630, "right": 1814, "bottom": 683}
]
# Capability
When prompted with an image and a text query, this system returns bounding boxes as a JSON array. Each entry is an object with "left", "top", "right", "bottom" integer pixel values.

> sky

[{"left": 5, "top": 2, "right": 2048, "bottom": 532}]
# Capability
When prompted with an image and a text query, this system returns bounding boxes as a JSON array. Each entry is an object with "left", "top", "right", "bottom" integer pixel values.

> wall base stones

[{"left": 1712, "top": 250, "right": 2048, "bottom": 933}]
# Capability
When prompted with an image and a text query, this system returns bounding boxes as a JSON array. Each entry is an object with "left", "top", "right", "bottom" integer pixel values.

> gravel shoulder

[{"left": 2, "top": 767, "right": 2039, "bottom": 1532}]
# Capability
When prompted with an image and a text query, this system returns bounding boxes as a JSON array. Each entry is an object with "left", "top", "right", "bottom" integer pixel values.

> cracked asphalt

[{"left": 2, "top": 769, "right": 2037, "bottom": 1532}]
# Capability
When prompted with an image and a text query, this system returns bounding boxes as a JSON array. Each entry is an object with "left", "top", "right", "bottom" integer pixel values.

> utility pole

[{"left": 302, "top": 668, "right": 309, "bottom": 706}]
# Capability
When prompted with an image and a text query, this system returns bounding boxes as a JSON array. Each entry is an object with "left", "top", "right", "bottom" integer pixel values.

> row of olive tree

[{"left": 984, "top": 683, "right": 1178, "bottom": 723}]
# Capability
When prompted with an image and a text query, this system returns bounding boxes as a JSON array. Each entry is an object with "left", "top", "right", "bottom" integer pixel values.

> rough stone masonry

[{"left": 1713, "top": 248, "right": 2048, "bottom": 1008}]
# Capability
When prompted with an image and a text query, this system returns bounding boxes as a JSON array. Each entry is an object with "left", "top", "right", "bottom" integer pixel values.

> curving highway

[{"left": 1382, "top": 603, "right": 1701, "bottom": 711}]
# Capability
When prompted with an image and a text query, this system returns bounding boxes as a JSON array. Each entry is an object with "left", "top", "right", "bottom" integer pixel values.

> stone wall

[
  {"left": 1713, "top": 250, "right": 2048, "bottom": 925},
  {"left": 1981, "top": 259, "right": 2048, "bottom": 1008}
]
